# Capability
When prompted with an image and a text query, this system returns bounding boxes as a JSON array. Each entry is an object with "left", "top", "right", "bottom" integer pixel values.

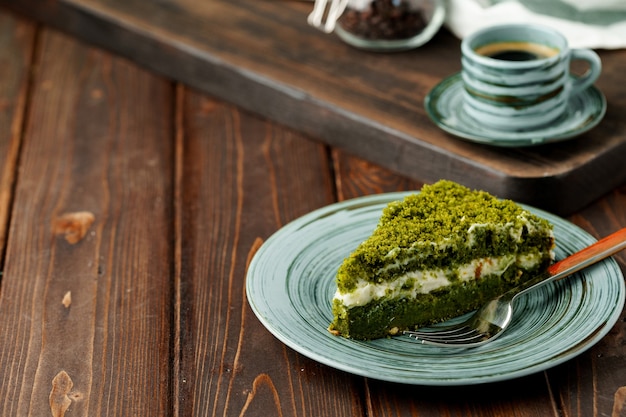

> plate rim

[
  {"left": 424, "top": 72, "right": 607, "bottom": 147},
  {"left": 246, "top": 192, "right": 625, "bottom": 385}
]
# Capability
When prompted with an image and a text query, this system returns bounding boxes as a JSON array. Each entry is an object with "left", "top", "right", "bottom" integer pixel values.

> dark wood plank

[
  {"left": 2, "top": 0, "right": 626, "bottom": 215},
  {"left": 365, "top": 376, "right": 559, "bottom": 417},
  {"left": 332, "top": 149, "right": 424, "bottom": 200},
  {"left": 0, "top": 27, "right": 174, "bottom": 416},
  {"left": 0, "top": 12, "right": 34, "bottom": 264},
  {"left": 177, "top": 90, "right": 363, "bottom": 416}
]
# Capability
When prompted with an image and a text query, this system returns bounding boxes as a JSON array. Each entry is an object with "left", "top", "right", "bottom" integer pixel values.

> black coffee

[
  {"left": 475, "top": 41, "right": 559, "bottom": 61},
  {"left": 488, "top": 50, "right": 541, "bottom": 61}
]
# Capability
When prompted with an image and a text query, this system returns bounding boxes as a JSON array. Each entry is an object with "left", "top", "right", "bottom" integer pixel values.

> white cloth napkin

[{"left": 445, "top": 0, "right": 626, "bottom": 49}]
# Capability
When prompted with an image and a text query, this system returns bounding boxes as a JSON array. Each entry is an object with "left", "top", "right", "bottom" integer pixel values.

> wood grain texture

[
  {"left": 2, "top": 0, "right": 626, "bottom": 214},
  {"left": 177, "top": 91, "right": 362, "bottom": 416},
  {"left": 332, "top": 150, "right": 424, "bottom": 200},
  {"left": 0, "top": 13, "right": 34, "bottom": 264},
  {"left": 365, "top": 375, "right": 559, "bottom": 417},
  {"left": 0, "top": 27, "right": 174, "bottom": 416}
]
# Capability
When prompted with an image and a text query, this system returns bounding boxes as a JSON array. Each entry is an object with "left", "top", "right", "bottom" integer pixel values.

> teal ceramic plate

[
  {"left": 424, "top": 73, "right": 606, "bottom": 147},
  {"left": 246, "top": 192, "right": 625, "bottom": 385}
]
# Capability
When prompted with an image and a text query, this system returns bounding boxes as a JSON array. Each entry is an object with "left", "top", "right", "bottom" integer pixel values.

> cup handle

[{"left": 569, "top": 49, "right": 602, "bottom": 95}]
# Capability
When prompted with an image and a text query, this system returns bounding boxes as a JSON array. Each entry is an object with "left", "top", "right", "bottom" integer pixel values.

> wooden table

[{"left": 0, "top": 7, "right": 625, "bottom": 417}]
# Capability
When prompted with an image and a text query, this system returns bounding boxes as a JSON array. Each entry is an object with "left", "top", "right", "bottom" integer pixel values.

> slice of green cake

[{"left": 328, "top": 180, "right": 555, "bottom": 340}]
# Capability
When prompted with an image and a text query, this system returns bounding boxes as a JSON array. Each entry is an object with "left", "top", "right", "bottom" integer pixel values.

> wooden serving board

[{"left": 3, "top": 0, "right": 625, "bottom": 215}]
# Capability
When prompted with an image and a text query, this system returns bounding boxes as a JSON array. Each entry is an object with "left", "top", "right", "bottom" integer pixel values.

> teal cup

[{"left": 461, "top": 24, "right": 602, "bottom": 131}]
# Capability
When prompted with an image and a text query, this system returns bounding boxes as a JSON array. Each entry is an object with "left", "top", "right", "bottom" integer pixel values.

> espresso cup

[{"left": 461, "top": 24, "right": 602, "bottom": 131}]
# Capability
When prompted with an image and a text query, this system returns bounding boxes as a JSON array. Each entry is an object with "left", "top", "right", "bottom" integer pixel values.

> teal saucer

[{"left": 425, "top": 73, "right": 607, "bottom": 147}]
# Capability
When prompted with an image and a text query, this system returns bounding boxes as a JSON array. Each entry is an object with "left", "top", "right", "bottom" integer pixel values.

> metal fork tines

[{"left": 403, "top": 322, "right": 501, "bottom": 347}]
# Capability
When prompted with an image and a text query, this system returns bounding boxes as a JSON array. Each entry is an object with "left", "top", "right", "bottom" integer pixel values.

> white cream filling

[
  {"left": 466, "top": 215, "right": 535, "bottom": 247},
  {"left": 335, "top": 252, "right": 545, "bottom": 307}
]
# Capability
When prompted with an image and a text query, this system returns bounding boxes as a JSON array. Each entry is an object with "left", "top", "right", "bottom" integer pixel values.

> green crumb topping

[{"left": 335, "top": 180, "right": 553, "bottom": 293}]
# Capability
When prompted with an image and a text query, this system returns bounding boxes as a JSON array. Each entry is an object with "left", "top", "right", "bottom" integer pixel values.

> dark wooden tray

[{"left": 3, "top": 0, "right": 625, "bottom": 215}]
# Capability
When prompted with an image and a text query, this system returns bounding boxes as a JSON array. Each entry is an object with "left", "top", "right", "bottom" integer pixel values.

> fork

[{"left": 404, "top": 226, "right": 626, "bottom": 347}]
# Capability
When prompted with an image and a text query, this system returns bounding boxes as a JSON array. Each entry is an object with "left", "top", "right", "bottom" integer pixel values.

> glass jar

[{"left": 333, "top": 0, "right": 445, "bottom": 52}]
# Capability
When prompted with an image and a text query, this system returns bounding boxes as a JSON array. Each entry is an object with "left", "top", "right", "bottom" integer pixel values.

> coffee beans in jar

[
  {"left": 339, "top": 0, "right": 426, "bottom": 40},
  {"left": 332, "top": 0, "right": 445, "bottom": 52}
]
